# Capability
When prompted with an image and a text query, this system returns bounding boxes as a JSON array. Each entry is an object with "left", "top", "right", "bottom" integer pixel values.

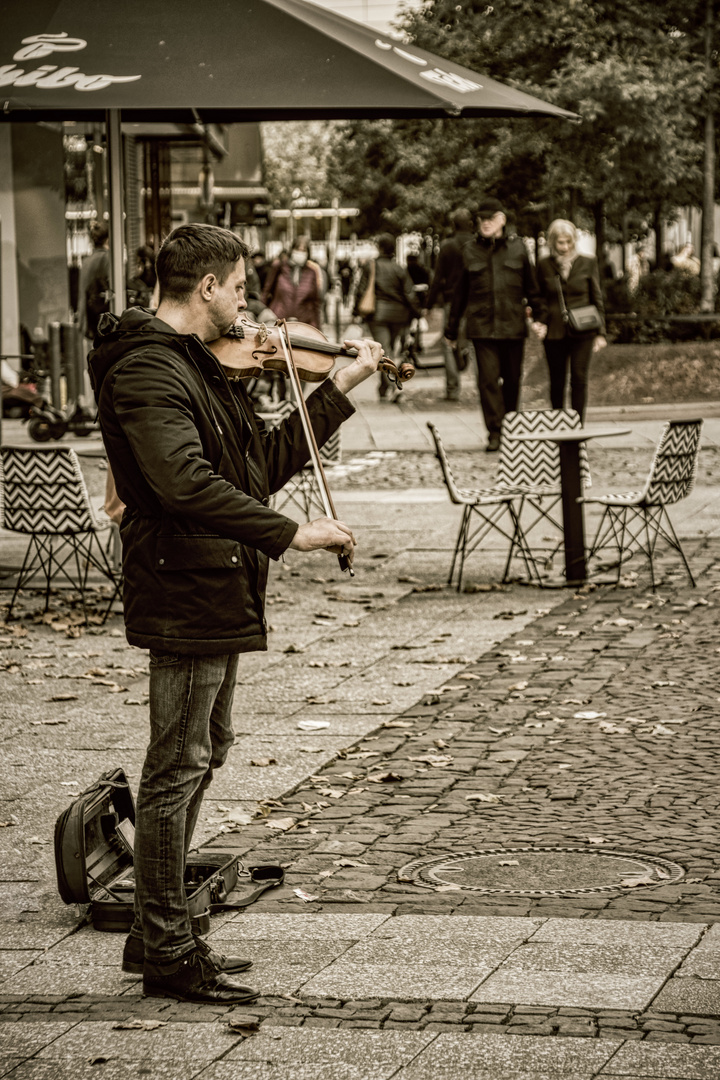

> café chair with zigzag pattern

[
  {"left": 580, "top": 418, "right": 702, "bottom": 590},
  {"left": 498, "top": 408, "right": 592, "bottom": 577},
  {"left": 1, "top": 446, "right": 121, "bottom": 624},
  {"left": 427, "top": 421, "right": 540, "bottom": 590}
]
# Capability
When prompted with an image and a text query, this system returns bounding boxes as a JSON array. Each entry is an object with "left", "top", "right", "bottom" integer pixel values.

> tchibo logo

[{"left": 1, "top": 33, "right": 141, "bottom": 92}]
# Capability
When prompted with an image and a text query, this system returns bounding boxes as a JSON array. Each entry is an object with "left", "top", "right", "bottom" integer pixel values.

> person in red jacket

[{"left": 262, "top": 236, "right": 323, "bottom": 329}]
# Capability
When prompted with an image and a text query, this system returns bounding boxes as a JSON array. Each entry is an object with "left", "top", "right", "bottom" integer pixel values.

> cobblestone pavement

[
  {"left": 326, "top": 442, "right": 720, "bottom": 494},
  {"left": 2, "top": 531, "right": 720, "bottom": 1077}
]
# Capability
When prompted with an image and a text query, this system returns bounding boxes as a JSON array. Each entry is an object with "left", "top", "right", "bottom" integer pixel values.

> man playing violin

[{"left": 89, "top": 223, "right": 383, "bottom": 1006}]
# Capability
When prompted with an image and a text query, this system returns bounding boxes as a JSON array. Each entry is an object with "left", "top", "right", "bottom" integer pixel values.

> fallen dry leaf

[
  {"left": 408, "top": 754, "right": 454, "bottom": 768},
  {"left": 112, "top": 1019, "right": 167, "bottom": 1030},
  {"left": 227, "top": 1020, "right": 260, "bottom": 1037},
  {"left": 265, "top": 817, "right": 296, "bottom": 831},
  {"left": 250, "top": 758, "right": 277, "bottom": 767}
]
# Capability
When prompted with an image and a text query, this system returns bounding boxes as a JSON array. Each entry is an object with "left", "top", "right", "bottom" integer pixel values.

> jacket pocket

[{"left": 155, "top": 535, "right": 242, "bottom": 572}]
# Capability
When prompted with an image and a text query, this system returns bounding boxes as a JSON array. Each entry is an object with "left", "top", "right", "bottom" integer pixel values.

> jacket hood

[{"left": 88, "top": 308, "right": 191, "bottom": 396}]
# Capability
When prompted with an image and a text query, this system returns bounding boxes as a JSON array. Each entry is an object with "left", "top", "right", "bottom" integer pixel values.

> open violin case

[{"left": 54, "top": 767, "right": 284, "bottom": 933}]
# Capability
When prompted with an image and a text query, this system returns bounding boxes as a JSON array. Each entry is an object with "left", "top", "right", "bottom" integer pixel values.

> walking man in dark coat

[
  {"left": 89, "top": 224, "right": 383, "bottom": 1004},
  {"left": 446, "top": 198, "right": 546, "bottom": 451}
]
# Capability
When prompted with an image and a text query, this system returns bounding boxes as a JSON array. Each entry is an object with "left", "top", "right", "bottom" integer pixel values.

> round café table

[{"left": 512, "top": 425, "right": 631, "bottom": 585}]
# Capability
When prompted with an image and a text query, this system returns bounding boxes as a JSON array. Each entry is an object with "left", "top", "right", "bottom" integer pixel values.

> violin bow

[{"left": 276, "top": 319, "right": 354, "bottom": 577}]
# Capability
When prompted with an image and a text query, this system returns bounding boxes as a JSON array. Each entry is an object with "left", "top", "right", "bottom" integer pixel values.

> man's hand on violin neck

[
  {"left": 289, "top": 517, "right": 357, "bottom": 565},
  {"left": 333, "top": 338, "right": 384, "bottom": 395}
]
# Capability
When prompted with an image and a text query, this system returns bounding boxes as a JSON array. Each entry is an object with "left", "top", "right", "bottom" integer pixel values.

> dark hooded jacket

[
  {"left": 88, "top": 309, "right": 354, "bottom": 656},
  {"left": 447, "top": 231, "right": 545, "bottom": 341}
]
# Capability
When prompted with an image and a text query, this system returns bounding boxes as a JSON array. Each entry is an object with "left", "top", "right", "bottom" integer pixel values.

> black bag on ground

[{"left": 54, "top": 767, "right": 283, "bottom": 933}]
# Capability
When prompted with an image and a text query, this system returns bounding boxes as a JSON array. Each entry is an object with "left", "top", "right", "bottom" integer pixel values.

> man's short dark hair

[
  {"left": 90, "top": 221, "right": 109, "bottom": 248},
  {"left": 157, "top": 224, "right": 250, "bottom": 303},
  {"left": 377, "top": 233, "right": 396, "bottom": 258},
  {"left": 451, "top": 209, "right": 473, "bottom": 232}
]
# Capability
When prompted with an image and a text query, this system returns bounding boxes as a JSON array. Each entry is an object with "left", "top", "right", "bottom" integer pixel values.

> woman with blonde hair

[{"left": 535, "top": 219, "right": 607, "bottom": 421}]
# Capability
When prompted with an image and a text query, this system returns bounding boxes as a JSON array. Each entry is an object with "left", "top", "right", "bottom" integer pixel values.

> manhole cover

[{"left": 398, "top": 847, "right": 685, "bottom": 896}]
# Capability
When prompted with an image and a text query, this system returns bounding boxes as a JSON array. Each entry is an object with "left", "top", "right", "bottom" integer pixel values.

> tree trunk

[{"left": 700, "top": 0, "right": 716, "bottom": 312}]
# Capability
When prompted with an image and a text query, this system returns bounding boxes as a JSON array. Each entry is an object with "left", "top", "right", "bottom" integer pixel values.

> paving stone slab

[
  {"left": 197, "top": 1065, "right": 398, "bottom": 1080},
  {"left": 35, "top": 1020, "right": 241, "bottom": 1061},
  {"left": 204, "top": 939, "right": 356, "bottom": 968},
  {"left": 38, "top": 931, "right": 125, "bottom": 966},
  {"left": 226, "top": 1027, "right": 434, "bottom": 1064},
  {"left": 0, "top": 953, "right": 43, "bottom": 981},
  {"left": 599, "top": 1040, "right": 720, "bottom": 1077},
  {"left": 0, "top": 886, "right": 77, "bottom": 950},
  {"left": 322, "top": 940, "right": 516, "bottom": 969},
  {"left": 369, "top": 916, "right": 544, "bottom": 941},
  {"left": 206, "top": 914, "right": 390, "bottom": 940},
  {"left": 398, "top": 1073, "right": 601, "bottom": 1080},
  {"left": 675, "top": 952, "right": 720, "bottom": 979},
  {"left": 0, "top": 962, "right": 140, "bottom": 996},
  {"left": 5, "top": 1064, "right": 202, "bottom": 1080},
  {"left": 1, "top": 1061, "right": 26, "bottom": 1080},
  {"left": 396, "top": 1031, "right": 615, "bottom": 1077},
  {"left": 529, "top": 920, "right": 704, "bottom": 948},
  {"left": 469, "top": 972, "right": 666, "bottom": 1011},
  {"left": 0, "top": 1022, "right": 74, "bottom": 1059},
  {"left": 299, "top": 963, "right": 487, "bottom": 1001},
  {"left": 496, "top": 943, "right": 689, "bottom": 977},
  {"left": 650, "top": 977, "right": 720, "bottom": 1015}
]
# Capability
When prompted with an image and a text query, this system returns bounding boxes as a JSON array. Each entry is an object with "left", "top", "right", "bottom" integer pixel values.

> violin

[{"left": 207, "top": 313, "right": 415, "bottom": 389}]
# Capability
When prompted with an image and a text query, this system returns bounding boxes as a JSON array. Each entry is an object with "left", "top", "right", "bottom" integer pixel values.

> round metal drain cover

[{"left": 399, "top": 847, "right": 685, "bottom": 896}]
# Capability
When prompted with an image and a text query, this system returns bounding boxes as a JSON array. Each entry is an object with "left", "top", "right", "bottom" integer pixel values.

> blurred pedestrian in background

[
  {"left": 536, "top": 218, "right": 606, "bottom": 422},
  {"left": 251, "top": 250, "right": 269, "bottom": 290},
  {"left": 353, "top": 233, "right": 421, "bottom": 400},
  {"left": 126, "top": 244, "right": 157, "bottom": 309},
  {"left": 78, "top": 221, "right": 110, "bottom": 343},
  {"left": 424, "top": 208, "right": 475, "bottom": 402},
  {"left": 446, "top": 198, "right": 545, "bottom": 451},
  {"left": 262, "top": 237, "right": 324, "bottom": 329}
]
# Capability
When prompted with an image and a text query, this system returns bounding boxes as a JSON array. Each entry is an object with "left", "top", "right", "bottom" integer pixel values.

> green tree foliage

[
  {"left": 325, "top": 0, "right": 709, "bottom": 243},
  {"left": 261, "top": 120, "right": 342, "bottom": 208}
]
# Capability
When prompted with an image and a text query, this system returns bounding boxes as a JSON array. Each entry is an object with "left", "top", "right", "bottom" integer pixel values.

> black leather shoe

[
  {"left": 123, "top": 933, "right": 252, "bottom": 975},
  {"left": 486, "top": 433, "right": 500, "bottom": 453},
  {"left": 143, "top": 946, "right": 258, "bottom": 1003}
]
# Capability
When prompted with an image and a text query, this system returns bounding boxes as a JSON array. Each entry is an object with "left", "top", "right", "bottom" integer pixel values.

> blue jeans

[{"left": 130, "top": 651, "right": 239, "bottom": 964}]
